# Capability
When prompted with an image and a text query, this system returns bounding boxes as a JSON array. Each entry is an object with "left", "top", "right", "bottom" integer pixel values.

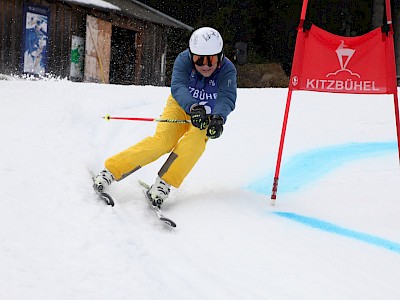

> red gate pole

[
  {"left": 385, "top": 0, "right": 392, "bottom": 25},
  {"left": 270, "top": 0, "right": 309, "bottom": 206},
  {"left": 393, "top": 93, "right": 400, "bottom": 163},
  {"left": 270, "top": 90, "right": 293, "bottom": 206},
  {"left": 300, "top": 0, "right": 309, "bottom": 21},
  {"left": 385, "top": 0, "right": 400, "bottom": 163}
]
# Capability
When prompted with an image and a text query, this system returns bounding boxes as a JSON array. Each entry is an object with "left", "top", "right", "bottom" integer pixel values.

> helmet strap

[{"left": 217, "top": 52, "right": 224, "bottom": 67}]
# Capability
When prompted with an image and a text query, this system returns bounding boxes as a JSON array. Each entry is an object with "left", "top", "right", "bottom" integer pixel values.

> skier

[{"left": 93, "top": 27, "right": 237, "bottom": 208}]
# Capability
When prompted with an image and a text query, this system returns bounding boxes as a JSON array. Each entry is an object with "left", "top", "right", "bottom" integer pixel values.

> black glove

[
  {"left": 207, "top": 115, "right": 224, "bottom": 139},
  {"left": 190, "top": 104, "right": 209, "bottom": 130}
]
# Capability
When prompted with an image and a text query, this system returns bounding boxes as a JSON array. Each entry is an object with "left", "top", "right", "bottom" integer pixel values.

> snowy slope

[{"left": 1, "top": 79, "right": 400, "bottom": 300}]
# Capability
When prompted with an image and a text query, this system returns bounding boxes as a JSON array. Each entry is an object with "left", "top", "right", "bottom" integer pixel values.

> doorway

[{"left": 110, "top": 26, "right": 136, "bottom": 85}]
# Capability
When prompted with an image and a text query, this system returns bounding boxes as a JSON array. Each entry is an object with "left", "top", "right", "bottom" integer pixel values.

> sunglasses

[{"left": 192, "top": 54, "right": 219, "bottom": 67}]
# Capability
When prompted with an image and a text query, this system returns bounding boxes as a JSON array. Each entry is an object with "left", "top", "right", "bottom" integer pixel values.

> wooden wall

[
  {"left": 0, "top": 0, "right": 23, "bottom": 74},
  {"left": 0, "top": 0, "right": 169, "bottom": 85},
  {"left": 47, "top": 1, "right": 86, "bottom": 78}
]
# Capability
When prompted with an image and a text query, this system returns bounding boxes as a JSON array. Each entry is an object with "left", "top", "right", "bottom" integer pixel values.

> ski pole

[{"left": 103, "top": 115, "right": 190, "bottom": 124}]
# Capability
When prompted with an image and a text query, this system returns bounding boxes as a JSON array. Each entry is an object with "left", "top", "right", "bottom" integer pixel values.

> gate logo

[
  {"left": 305, "top": 40, "right": 379, "bottom": 92},
  {"left": 326, "top": 40, "right": 360, "bottom": 78}
]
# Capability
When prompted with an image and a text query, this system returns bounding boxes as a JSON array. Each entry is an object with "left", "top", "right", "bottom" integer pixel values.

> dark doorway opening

[{"left": 110, "top": 26, "right": 136, "bottom": 85}]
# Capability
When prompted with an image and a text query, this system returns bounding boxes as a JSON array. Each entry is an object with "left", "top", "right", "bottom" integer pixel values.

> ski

[
  {"left": 89, "top": 170, "right": 115, "bottom": 206},
  {"left": 139, "top": 180, "right": 177, "bottom": 228}
]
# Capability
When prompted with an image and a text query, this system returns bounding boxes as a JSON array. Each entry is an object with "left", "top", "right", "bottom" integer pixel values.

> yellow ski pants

[{"left": 105, "top": 95, "right": 208, "bottom": 188}]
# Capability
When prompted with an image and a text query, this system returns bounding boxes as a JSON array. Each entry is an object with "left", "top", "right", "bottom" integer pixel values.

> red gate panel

[{"left": 290, "top": 24, "right": 397, "bottom": 94}]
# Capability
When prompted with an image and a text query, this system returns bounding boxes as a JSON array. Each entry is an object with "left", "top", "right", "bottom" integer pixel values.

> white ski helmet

[{"left": 189, "top": 27, "right": 223, "bottom": 55}]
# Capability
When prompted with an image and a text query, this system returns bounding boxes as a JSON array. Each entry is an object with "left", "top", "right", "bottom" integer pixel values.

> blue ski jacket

[{"left": 171, "top": 49, "right": 237, "bottom": 123}]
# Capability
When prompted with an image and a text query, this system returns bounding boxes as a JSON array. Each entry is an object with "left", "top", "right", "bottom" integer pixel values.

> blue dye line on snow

[
  {"left": 274, "top": 212, "right": 400, "bottom": 254},
  {"left": 249, "top": 141, "right": 397, "bottom": 195}
]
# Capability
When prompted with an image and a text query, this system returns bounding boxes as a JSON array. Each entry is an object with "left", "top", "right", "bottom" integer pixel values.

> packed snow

[{"left": 1, "top": 79, "right": 400, "bottom": 299}]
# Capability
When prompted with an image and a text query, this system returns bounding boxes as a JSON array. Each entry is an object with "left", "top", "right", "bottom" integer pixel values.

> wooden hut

[{"left": 0, "top": 0, "right": 192, "bottom": 85}]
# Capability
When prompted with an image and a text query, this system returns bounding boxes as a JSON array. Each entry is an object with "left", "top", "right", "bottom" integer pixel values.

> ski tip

[
  {"left": 100, "top": 192, "right": 115, "bottom": 206},
  {"left": 161, "top": 218, "right": 177, "bottom": 227}
]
